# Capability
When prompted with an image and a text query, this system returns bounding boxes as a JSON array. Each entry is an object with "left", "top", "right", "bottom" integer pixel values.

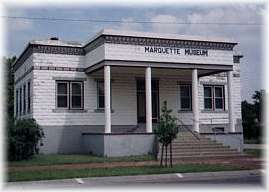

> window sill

[
  {"left": 94, "top": 108, "right": 115, "bottom": 113},
  {"left": 201, "top": 110, "right": 228, "bottom": 113},
  {"left": 177, "top": 110, "right": 192, "bottom": 113},
  {"left": 52, "top": 109, "right": 88, "bottom": 113}
]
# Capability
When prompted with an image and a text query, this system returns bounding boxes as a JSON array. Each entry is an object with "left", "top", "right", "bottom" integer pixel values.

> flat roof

[
  {"left": 85, "top": 28, "right": 238, "bottom": 46},
  {"left": 29, "top": 39, "right": 83, "bottom": 47},
  {"left": 29, "top": 28, "right": 238, "bottom": 48}
]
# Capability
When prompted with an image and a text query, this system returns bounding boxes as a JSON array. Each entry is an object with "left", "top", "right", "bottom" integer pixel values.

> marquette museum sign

[{"left": 144, "top": 46, "right": 209, "bottom": 57}]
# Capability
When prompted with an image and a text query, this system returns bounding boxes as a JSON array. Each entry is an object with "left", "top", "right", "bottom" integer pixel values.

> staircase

[{"left": 157, "top": 131, "right": 246, "bottom": 160}]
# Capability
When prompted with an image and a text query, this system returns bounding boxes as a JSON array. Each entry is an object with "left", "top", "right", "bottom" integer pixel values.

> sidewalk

[{"left": 6, "top": 170, "right": 264, "bottom": 188}]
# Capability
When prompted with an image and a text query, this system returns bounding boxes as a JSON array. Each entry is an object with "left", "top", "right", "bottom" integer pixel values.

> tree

[
  {"left": 241, "top": 89, "right": 264, "bottom": 143},
  {"left": 4, "top": 56, "right": 16, "bottom": 118},
  {"left": 154, "top": 101, "right": 178, "bottom": 167}
]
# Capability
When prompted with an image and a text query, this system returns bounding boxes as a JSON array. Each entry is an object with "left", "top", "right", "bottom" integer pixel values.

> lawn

[
  {"left": 8, "top": 164, "right": 247, "bottom": 182},
  {"left": 8, "top": 154, "right": 155, "bottom": 167},
  {"left": 243, "top": 149, "right": 263, "bottom": 158}
]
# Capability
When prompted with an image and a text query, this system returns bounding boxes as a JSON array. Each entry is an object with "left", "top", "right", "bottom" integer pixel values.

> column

[
  {"left": 227, "top": 71, "right": 235, "bottom": 132},
  {"left": 104, "top": 65, "right": 111, "bottom": 133},
  {"left": 146, "top": 67, "right": 152, "bottom": 133},
  {"left": 192, "top": 69, "right": 199, "bottom": 133}
]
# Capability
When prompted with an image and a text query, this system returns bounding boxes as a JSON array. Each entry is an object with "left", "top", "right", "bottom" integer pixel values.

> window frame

[
  {"left": 19, "top": 87, "right": 22, "bottom": 116},
  {"left": 96, "top": 80, "right": 105, "bottom": 109},
  {"left": 16, "top": 89, "right": 19, "bottom": 117},
  {"left": 204, "top": 85, "right": 214, "bottom": 110},
  {"left": 27, "top": 81, "right": 31, "bottom": 114},
  {"left": 55, "top": 80, "right": 84, "bottom": 110},
  {"left": 56, "top": 81, "right": 69, "bottom": 109},
  {"left": 23, "top": 84, "right": 26, "bottom": 115},
  {"left": 70, "top": 81, "right": 84, "bottom": 109},
  {"left": 214, "top": 85, "right": 225, "bottom": 111},
  {"left": 179, "top": 84, "right": 192, "bottom": 111},
  {"left": 203, "top": 85, "right": 225, "bottom": 111},
  {"left": 96, "top": 80, "right": 112, "bottom": 110}
]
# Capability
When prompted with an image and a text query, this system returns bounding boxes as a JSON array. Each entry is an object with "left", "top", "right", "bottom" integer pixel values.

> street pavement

[{"left": 5, "top": 170, "right": 265, "bottom": 189}]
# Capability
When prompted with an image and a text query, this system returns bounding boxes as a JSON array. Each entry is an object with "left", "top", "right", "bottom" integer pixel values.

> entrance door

[{"left": 137, "top": 79, "right": 159, "bottom": 123}]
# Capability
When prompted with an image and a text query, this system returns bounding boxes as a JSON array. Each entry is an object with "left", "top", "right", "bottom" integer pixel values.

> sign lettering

[{"left": 144, "top": 46, "right": 208, "bottom": 57}]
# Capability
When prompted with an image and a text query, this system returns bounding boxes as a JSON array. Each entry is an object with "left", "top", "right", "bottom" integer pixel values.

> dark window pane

[
  {"left": 215, "top": 87, "right": 223, "bottom": 97},
  {"left": 204, "top": 87, "right": 212, "bottom": 97},
  {"left": 98, "top": 82, "right": 104, "bottom": 96},
  {"left": 180, "top": 86, "right": 190, "bottom": 97},
  {"left": 72, "top": 96, "right": 82, "bottom": 108},
  {"left": 27, "top": 82, "right": 31, "bottom": 113},
  {"left": 204, "top": 98, "right": 212, "bottom": 109},
  {"left": 99, "top": 96, "right": 105, "bottom": 108},
  {"left": 57, "top": 96, "right": 68, "bottom": 108},
  {"left": 152, "top": 80, "right": 159, "bottom": 91},
  {"left": 181, "top": 98, "right": 191, "bottom": 109},
  {"left": 215, "top": 98, "right": 224, "bottom": 109},
  {"left": 58, "top": 83, "right": 68, "bottom": 95},
  {"left": 137, "top": 80, "right": 145, "bottom": 91},
  {"left": 72, "top": 83, "right": 82, "bottom": 95}
]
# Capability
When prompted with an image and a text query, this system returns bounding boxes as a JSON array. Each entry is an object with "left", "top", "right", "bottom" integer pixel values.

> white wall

[
  {"left": 104, "top": 43, "right": 234, "bottom": 65},
  {"left": 15, "top": 46, "right": 241, "bottom": 132},
  {"left": 14, "top": 55, "right": 33, "bottom": 119}
]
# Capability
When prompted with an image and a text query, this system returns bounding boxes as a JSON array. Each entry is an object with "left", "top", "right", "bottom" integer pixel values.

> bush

[{"left": 8, "top": 118, "right": 44, "bottom": 161}]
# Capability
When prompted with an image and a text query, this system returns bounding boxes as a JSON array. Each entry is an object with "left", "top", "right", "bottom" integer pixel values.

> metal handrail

[{"left": 177, "top": 119, "right": 200, "bottom": 141}]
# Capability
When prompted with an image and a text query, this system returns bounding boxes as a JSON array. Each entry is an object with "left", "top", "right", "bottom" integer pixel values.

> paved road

[{"left": 5, "top": 170, "right": 264, "bottom": 189}]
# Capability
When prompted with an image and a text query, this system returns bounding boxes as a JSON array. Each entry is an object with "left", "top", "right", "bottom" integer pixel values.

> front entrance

[{"left": 137, "top": 79, "right": 159, "bottom": 123}]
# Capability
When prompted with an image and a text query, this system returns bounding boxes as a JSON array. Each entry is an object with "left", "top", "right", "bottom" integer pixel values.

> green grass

[
  {"left": 244, "top": 139, "right": 262, "bottom": 144},
  {"left": 244, "top": 149, "right": 263, "bottom": 158},
  {"left": 8, "top": 154, "right": 155, "bottom": 167},
  {"left": 8, "top": 164, "right": 246, "bottom": 182}
]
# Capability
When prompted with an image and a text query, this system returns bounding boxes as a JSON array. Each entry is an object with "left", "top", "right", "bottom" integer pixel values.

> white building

[{"left": 14, "top": 29, "right": 243, "bottom": 156}]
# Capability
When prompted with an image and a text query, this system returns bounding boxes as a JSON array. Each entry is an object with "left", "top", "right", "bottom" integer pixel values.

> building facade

[{"left": 14, "top": 29, "right": 243, "bottom": 156}]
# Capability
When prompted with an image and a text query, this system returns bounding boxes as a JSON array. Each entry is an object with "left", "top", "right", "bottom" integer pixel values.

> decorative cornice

[
  {"left": 15, "top": 66, "right": 85, "bottom": 84},
  {"left": 14, "top": 44, "right": 85, "bottom": 71},
  {"left": 14, "top": 34, "right": 237, "bottom": 72},
  {"left": 103, "top": 35, "right": 236, "bottom": 51},
  {"left": 32, "top": 44, "right": 84, "bottom": 55},
  {"left": 84, "top": 36, "right": 105, "bottom": 53}
]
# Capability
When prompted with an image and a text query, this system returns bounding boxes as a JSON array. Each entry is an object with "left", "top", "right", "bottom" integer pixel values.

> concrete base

[
  {"left": 202, "top": 133, "right": 244, "bottom": 152},
  {"left": 82, "top": 133, "right": 156, "bottom": 157},
  {"left": 39, "top": 125, "right": 143, "bottom": 154}
]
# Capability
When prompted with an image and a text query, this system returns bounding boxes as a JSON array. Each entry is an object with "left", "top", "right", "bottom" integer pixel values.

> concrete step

[
  {"left": 174, "top": 137, "right": 211, "bottom": 141},
  {"left": 159, "top": 143, "right": 225, "bottom": 148},
  {"left": 158, "top": 150, "right": 240, "bottom": 156},
  {"left": 168, "top": 144, "right": 229, "bottom": 149},
  {"left": 171, "top": 140, "right": 219, "bottom": 144},
  {"left": 165, "top": 148, "right": 237, "bottom": 153},
  {"left": 157, "top": 154, "right": 248, "bottom": 160}
]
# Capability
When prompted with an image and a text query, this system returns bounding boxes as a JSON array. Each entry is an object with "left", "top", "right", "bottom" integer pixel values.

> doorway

[{"left": 137, "top": 79, "right": 159, "bottom": 123}]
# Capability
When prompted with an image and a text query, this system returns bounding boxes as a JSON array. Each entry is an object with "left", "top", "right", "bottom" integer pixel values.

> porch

[
  {"left": 82, "top": 64, "right": 237, "bottom": 157},
  {"left": 84, "top": 64, "right": 235, "bottom": 134}
]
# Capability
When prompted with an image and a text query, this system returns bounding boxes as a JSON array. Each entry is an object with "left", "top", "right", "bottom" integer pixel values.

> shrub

[
  {"left": 154, "top": 101, "right": 177, "bottom": 167},
  {"left": 8, "top": 118, "right": 44, "bottom": 161}
]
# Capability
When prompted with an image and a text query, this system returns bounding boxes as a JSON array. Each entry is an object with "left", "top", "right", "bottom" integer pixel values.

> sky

[{"left": 4, "top": 3, "right": 265, "bottom": 102}]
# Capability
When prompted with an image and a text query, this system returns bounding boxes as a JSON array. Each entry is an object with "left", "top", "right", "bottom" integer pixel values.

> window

[
  {"left": 56, "top": 82, "right": 69, "bottom": 108},
  {"left": 96, "top": 80, "right": 112, "bottom": 109},
  {"left": 214, "top": 86, "right": 224, "bottom": 110},
  {"left": 16, "top": 89, "right": 18, "bottom": 116},
  {"left": 19, "top": 87, "right": 22, "bottom": 116},
  {"left": 179, "top": 85, "right": 192, "bottom": 110},
  {"left": 204, "top": 86, "right": 213, "bottom": 110},
  {"left": 97, "top": 81, "right": 105, "bottom": 109},
  {"left": 71, "top": 82, "right": 83, "bottom": 109},
  {"left": 56, "top": 81, "right": 84, "bottom": 109},
  {"left": 204, "top": 85, "right": 225, "bottom": 111},
  {"left": 23, "top": 84, "right": 26, "bottom": 115},
  {"left": 27, "top": 81, "right": 31, "bottom": 113}
]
